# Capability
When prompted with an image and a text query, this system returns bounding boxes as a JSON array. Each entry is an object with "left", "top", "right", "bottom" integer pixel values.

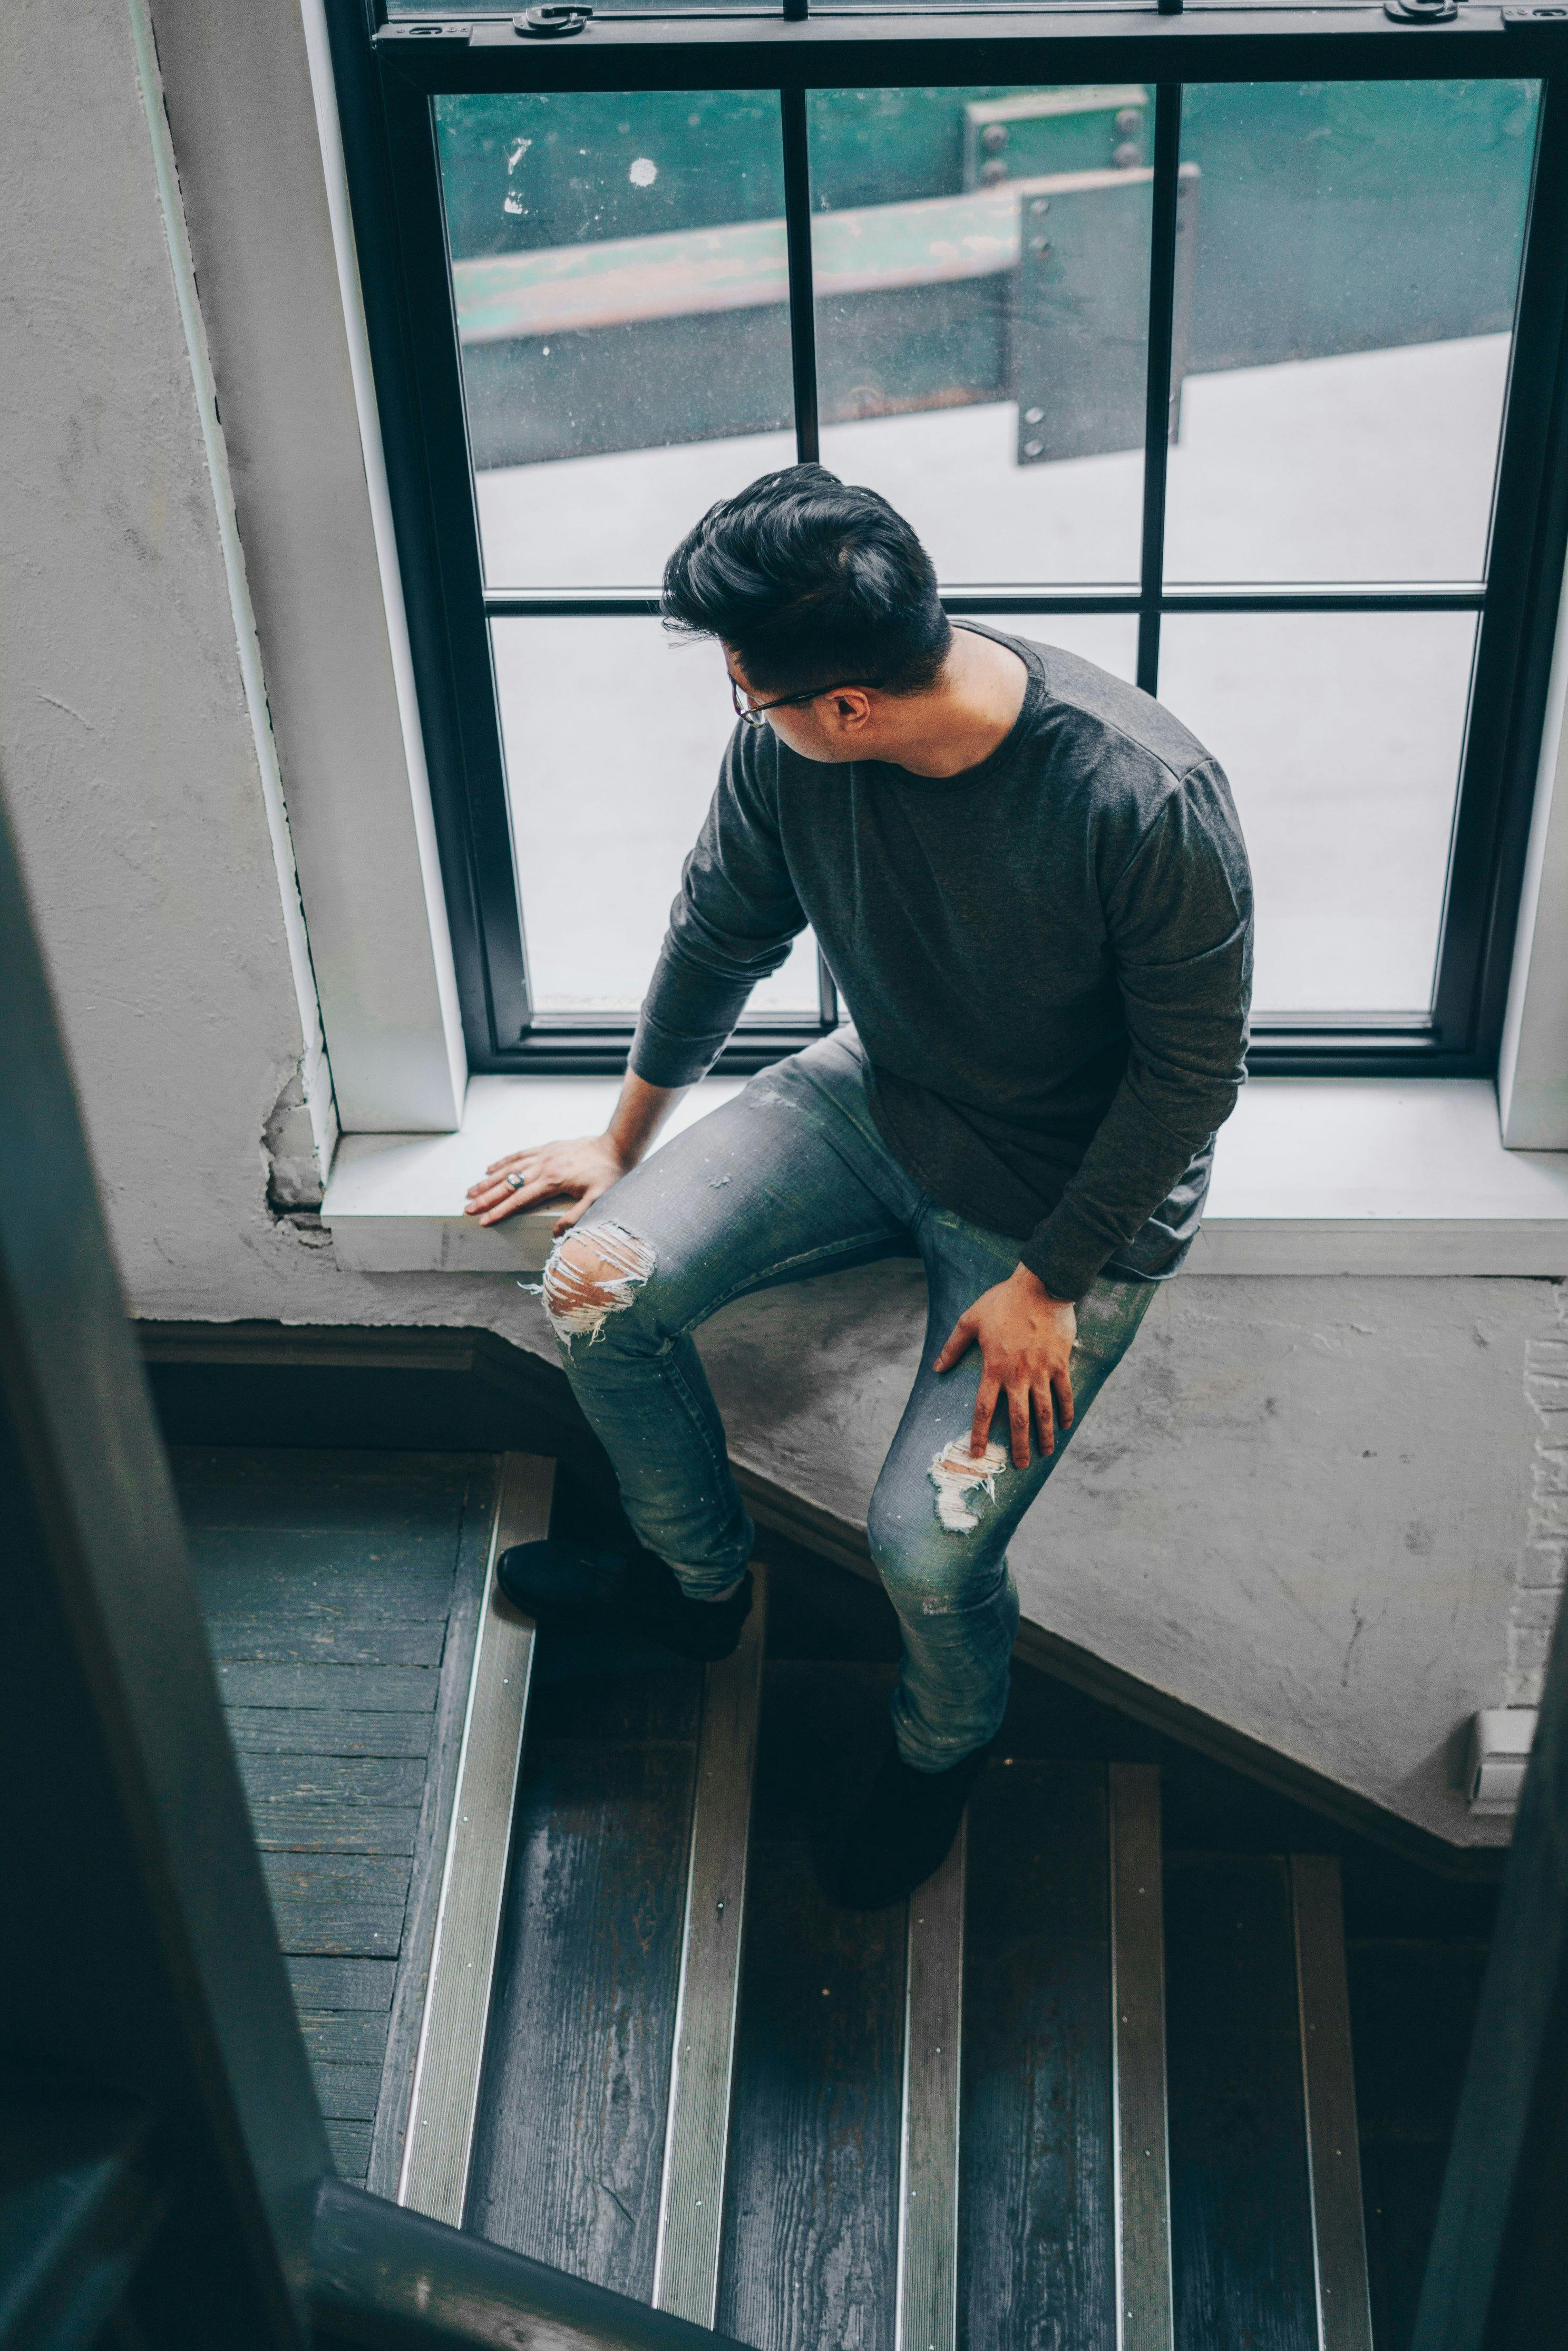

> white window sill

[{"left": 319, "top": 1074, "right": 1568, "bottom": 1276}]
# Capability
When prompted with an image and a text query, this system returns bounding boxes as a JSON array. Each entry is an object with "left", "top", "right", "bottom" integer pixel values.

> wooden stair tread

[
  {"left": 183, "top": 1446, "right": 1380, "bottom": 2350},
  {"left": 1165, "top": 1855, "right": 1321, "bottom": 2351}
]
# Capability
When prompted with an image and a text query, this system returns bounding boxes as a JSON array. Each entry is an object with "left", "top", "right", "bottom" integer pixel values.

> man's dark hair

[{"left": 661, "top": 464, "right": 952, "bottom": 698}]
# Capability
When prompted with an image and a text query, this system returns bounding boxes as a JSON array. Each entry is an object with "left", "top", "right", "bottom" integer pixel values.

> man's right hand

[
  {"left": 465, "top": 1073, "right": 685, "bottom": 1236},
  {"left": 465, "top": 1133, "right": 630, "bottom": 1235}
]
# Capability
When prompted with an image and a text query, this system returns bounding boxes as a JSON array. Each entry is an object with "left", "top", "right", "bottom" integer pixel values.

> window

[{"left": 332, "top": 7, "right": 1568, "bottom": 1077}]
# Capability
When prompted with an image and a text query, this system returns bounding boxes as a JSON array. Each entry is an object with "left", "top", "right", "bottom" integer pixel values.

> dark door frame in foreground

[
  {"left": 0, "top": 763, "right": 770, "bottom": 2348},
  {"left": 329, "top": 4, "right": 1568, "bottom": 1077}
]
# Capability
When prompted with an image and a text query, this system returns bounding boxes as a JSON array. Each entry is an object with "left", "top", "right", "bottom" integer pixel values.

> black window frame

[{"left": 328, "top": 0, "right": 1568, "bottom": 1077}]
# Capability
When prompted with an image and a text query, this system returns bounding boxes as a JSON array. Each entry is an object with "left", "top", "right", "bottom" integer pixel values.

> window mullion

[
  {"left": 781, "top": 87, "right": 822, "bottom": 463},
  {"left": 346, "top": 48, "right": 533, "bottom": 1055},
  {"left": 1137, "top": 81, "right": 1183, "bottom": 697},
  {"left": 1432, "top": 73, "right": 1568, "bottom": 1055}
]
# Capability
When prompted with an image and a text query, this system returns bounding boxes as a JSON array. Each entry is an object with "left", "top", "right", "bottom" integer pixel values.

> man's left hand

[{"left": 933, "top": 1264, "right": 1076, "bottom": 1470}]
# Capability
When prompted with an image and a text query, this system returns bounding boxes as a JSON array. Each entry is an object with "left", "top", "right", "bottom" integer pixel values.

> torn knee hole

[
  {"left": 929, "top": 1438, "right": 1008, "bottom": 1534},
  {"left": 541, "top": 1221, "right": 655, "bottom": 1343}
]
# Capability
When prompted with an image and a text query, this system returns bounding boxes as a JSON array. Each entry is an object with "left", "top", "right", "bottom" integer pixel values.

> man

[{"left": 465, "top": 465, "right": 1252, "bottom": 1909}]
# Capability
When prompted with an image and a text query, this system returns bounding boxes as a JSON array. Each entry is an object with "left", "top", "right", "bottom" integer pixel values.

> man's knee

[
  {"left": 541, "top": 1219, "right": 657, "bottom": 1348},
  {"left": 869, "top": 1439, "right": 1008, "bottom": 1563},
  {"left": 870, "top": 1476, "right": 1006, "bottom": 1627}
]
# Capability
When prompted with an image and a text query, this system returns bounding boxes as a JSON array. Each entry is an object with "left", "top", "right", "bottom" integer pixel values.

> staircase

[{"left": 388, "top": 1454, "right": 1374, "bottom": 2351}]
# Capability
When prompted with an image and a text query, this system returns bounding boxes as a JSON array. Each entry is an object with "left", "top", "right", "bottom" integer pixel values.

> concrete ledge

[
  {"left": 137, "top": 1314, "right": 1512, "bottom": 1878},
  {"left": 323, "top": 1073, "right": 1568, "bottom": 1276},
  {"left": 323, "top": 1077, "right": 744, "bottom": 1274}
]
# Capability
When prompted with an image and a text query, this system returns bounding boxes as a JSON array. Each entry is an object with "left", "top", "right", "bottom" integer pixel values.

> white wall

[
  {"left": 2, "top": 0, "right": 1561, "bottom": 1852},
  {"left": 2, "top": 0, "right": 330, "bottom": 1230},
  {"left": 144, "top": 0, "right": 468, "bottom": 1135}
]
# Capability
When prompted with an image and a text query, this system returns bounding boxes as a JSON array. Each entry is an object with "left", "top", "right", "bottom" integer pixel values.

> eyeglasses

[{"left": 730, "top": 674, "right": 884, "bottom": 729}]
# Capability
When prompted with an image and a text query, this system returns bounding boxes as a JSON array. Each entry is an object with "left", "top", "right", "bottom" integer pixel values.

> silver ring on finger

[{"left": 505, "top": 1171, "right": 527, "bottom": 1191}]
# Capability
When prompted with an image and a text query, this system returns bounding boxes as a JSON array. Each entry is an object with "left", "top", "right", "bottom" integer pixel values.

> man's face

[{"left": 724, "top": 647, "right": 876, "bottom": 765}]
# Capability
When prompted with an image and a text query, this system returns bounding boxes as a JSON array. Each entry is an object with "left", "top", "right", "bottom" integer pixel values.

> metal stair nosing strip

[
  {"left": 895, "top": 1815, "right": 966, "bottom": 2351},
  {"left": 1109, "top": 1762, "right": 1176, "bottom": 2351},
  {"left": 394, "top": 1452, "right": 556, "bottom": 2226},
  {"left": 652, "top": 1563, "right": 769, "bottom": 2328},
  {"left": 1290, "top": 1854, "right": 1375, "bottom": 2351}
]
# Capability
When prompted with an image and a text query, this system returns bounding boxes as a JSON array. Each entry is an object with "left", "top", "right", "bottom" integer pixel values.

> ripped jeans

[{"left": 541, "top": 1032, "right": 1158, "bottom": 1771}]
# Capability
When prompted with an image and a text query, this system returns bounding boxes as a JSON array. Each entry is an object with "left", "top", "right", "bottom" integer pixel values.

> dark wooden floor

[
  {"left": 961, "top": 1763, "right": 1117, "bottom": 2351},
  {"left": 172, "top": 1445, "right": 494, "bottom": 2187},
  {"left": 1346, "top": 1937, "right": 1492, "bottom": 2351},
  {"left": 160, "top": 1415, "right": 1496, "bottom": 2349},
  {"left": 720, "top": 1663, "right": 907, "bottom": 2351},
  {"left": 1164, "top": 1855, "right": 1319, "bottom": 2351},
  {"left": 466, "top": 1637, "right": 702, "bottom": 2289}
]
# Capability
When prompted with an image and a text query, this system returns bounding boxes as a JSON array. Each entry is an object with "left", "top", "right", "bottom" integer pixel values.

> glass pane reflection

[
  {"left": 962, "top": 613, "right": 1139, "bottom": 683},
  {"left": 493, "top": 618, "right": 820, "bottom": 1016},
  {"left": 810, "top": 87, "right": 1152, "bottom": 584},
  {"left": 1164, "top": 82, "right": 1538, "bottom": 584},
  {"left": 437, "top": 92, "right": 795, "bottom": 588},
  {"left": 1157, "top": 611, "right": 1478, "bottom": 1016}
]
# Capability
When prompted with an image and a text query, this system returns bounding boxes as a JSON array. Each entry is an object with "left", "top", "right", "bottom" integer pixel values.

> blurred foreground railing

[
  {"left": 311, "top": 2178, "right": 746, "bottom": 2350},
  {"left": 0, "top": 775, "right": 739, "bottom": 2350}
]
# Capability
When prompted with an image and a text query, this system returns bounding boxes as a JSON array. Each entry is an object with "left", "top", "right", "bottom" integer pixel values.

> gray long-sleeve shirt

[{"left": 629, "top": 625, "right": 1253, "bottom": 1300}]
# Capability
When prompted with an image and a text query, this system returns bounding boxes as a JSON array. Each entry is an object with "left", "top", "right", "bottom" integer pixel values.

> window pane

[
  {"left": 437, "top": 93, "right": 796, "bottom": 588},
  {"left": 810, "top": 88, "right": 1151, "bottom": 584},
  {"left": 493, "top": 618, "right": 819, "bottom": 1016},
  {"left": 1164, "top": 83, "right": 1538, "bottom": 585},
  {"left": 966, "top": 613, "right": 1139, "bottom": 683},
  {"left": 1158, "top": 612, "right": 1477, "bottom": 1016}
]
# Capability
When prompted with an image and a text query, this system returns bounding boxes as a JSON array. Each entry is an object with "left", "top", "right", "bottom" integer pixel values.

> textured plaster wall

[
  {"left": 2, "top": 0, "right": 1557, "bottom": 1850},
  {"left": 1, "top": 0, "right": 329, "bottom": 1243}
]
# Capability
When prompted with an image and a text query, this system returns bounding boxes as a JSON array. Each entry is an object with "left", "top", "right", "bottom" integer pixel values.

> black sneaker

[
  {"left": 494, "top": 1539, "right": 753, "bottom": 1664},
  {"left": 830, "top": 1733, "right": 994, "bottom": 1910}
]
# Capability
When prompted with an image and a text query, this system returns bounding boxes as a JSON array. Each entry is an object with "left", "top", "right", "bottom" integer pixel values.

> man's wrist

[
  {"left": 606, "top": 1075, "right": 684, "bottom": 1167},
  {"left": 1014, "top": 1261, "right": 1071, "bottom": 1308},
  {"left": 602, "top": 1124, "right": 644, "bottom": 1169}
]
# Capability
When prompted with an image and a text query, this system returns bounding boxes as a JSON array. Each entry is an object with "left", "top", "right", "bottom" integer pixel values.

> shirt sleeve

[
  {"left": 628, "top": 726, "right": 808, "bottom": 1089},
  {"left": 1017, "top": 759, "right": 1253, "bottom": 1300}
]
